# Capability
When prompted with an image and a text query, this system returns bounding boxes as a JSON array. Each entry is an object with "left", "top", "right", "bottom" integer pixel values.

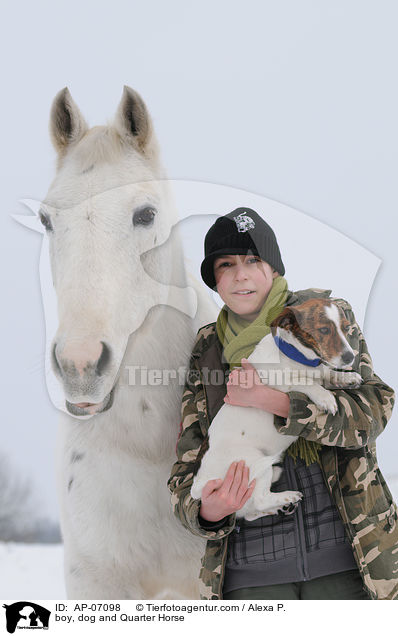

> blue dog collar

[{"left": 273, "top": 335, "right": 321, "bottom": 367}]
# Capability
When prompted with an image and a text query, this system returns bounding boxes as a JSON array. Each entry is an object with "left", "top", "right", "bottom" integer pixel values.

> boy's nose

[{"left": 235, "top": 265, "right": 249, "bottom": 280}]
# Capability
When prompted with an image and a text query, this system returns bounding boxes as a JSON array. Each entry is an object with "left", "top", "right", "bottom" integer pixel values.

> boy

[{"left": 168, "top": 208, "right": 398, "bottom": 600}]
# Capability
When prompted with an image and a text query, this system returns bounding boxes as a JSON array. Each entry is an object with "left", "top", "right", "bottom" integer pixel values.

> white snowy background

[{"left": 1, "top": 0, "right": 398, "bottom": 600}]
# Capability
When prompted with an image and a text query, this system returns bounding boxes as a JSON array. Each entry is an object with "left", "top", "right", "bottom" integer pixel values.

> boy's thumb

[{"left": 241, "top": 358, "right": 253, "bottom": 370}]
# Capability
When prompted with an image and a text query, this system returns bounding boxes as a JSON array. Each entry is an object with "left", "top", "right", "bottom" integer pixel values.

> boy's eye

[
  {"left": 217, "top": 261, "right": 232, "bottom": 268},
  {"left": 247, "top": 257, "right": 260, "bottom": 263}
]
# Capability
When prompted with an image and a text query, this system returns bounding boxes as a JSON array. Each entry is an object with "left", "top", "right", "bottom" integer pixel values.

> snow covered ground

[
  {"left": 0, "top": 541, "right": 65, "bottom": 599},
  {"left": 1, "top": 477, "right": 397, "bottom": 600}
]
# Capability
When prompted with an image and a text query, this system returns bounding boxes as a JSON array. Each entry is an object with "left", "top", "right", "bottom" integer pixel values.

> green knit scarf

[{"left": 216, "top": 276, "right": 321, "bottom": 466}]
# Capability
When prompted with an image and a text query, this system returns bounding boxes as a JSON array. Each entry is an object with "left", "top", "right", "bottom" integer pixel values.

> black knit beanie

[{"left": 200, "top": 207, "right": 285, "bottom": 290}]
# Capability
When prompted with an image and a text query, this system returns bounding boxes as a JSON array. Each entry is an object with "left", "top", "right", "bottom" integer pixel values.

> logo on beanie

[{"left": 233, "top": 212, "right": 255, "bottom": 233}]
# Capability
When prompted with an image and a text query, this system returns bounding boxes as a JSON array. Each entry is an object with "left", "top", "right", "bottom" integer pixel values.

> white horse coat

[{"left": 41, "top": 86, "right": 213, "bottom": 598}]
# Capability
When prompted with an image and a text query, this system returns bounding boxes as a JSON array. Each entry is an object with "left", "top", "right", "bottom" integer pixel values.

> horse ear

[
  {"left": 49, "top": 87, "right": 88, "bottom": 157},
  {"left": 114, "top": 86, "right": 154, "bottom": 154}
]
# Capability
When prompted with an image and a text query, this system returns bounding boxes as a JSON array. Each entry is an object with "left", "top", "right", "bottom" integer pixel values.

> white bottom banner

[{"left": 1, "top": 599, "right": 395, "bottom": 634}]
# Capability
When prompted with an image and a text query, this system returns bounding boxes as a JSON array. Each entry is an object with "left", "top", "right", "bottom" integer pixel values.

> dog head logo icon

[
  {"left": 2, "top": 602, "right": 51, "bottom": 633},
  {"left": 233, "top": 212, "right": 256, "bottom": 232}
]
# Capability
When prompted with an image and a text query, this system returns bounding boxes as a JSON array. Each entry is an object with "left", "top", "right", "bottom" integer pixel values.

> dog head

[{"left": 270, "top": 298, "right": 355, "bottom": 368}]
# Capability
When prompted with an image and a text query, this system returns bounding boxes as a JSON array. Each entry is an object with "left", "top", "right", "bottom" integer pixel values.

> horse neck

[
  {"left": 122, "top": 303, "right": 195, "bottom": 377},
  {"left": 91, "top": 303, "right": 196, "bottom": 460}
]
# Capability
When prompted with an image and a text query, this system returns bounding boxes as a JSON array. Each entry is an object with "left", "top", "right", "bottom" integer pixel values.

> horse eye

[
  {"left": 133, "top": 207, "right": 156, "bottom": 227},
  {"left": 39, "top": 212, "right": 53, "bottom": 232},
  {"left": 319, "top": 327, "right": 330, "bottom": 335}
]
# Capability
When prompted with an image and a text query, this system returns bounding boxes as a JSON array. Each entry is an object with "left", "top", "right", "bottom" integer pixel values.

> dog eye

[
  {"left": 318, "top": 327, "right": 330, "bottom": 335},
  {"left": 342, "top": 324, "right": 350, "bottom": 333},
  {"left": 39, "top": 212, "right": 53, "bottom": 232},
  {"left": 133, "top": 206, "right": 156, "bottom": 227}
]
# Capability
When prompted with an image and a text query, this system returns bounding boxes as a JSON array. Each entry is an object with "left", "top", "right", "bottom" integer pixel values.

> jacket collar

[{"left": 285, "top": 288, "right": 332, "bottom": 307}]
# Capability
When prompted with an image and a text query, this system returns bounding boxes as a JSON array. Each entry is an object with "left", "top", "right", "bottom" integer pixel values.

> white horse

[{"left": 41, "top": 86, "right": 213, "bottom": 598}]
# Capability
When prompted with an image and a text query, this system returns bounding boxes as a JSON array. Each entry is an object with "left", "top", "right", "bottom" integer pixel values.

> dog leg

[
  {"left": 243, "top": 490, "right": 303, "bottom": 521},
  {"left": 301, "top": 384, "right": 338, "bottom": 415},
  {"left": 272, "top": 465, "right": 283, "bottom": 483},
  {"left": 324, "top": 369, "right": 362, "bottom": 389},
  {"left": 240, "top": 464, "right": 302, "bottom": 520}
]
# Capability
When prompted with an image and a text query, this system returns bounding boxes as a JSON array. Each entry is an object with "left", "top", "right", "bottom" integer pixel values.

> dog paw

[
  {"left": 282, "top": 490, "right": 303, "bottom": 505},
  {"left": 278, "top": 501, "right": 300, "bottom": 516},
  {"left": 260, "top": 491, "right": 303, "bottom": 516},
  {"left": 314, "top": 392, "right": 338, "bottom": 415},
  {"left": 250, "top": 489, "right": 303, "bottom": 519},
  {"left": 337, "top": 371, "right": 362, "bottom": 388},
  {"left": 246, "top": 491, "right": 303, "bottom": 519},
  {"left": 275, "top": 491, "right": 303, "bottom": 515}
]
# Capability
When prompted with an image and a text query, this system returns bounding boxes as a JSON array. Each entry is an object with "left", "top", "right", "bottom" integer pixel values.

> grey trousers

[{"left": 223, "top": 569, "right": 370, "bottom": 600}]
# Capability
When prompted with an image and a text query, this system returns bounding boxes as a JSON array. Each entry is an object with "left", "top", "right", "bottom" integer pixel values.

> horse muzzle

[
  {"left": 65, "top": 386, "right": 115, "bottom": 417},
  {"left": 51, "top": 337, "right": 118, "bottom": 416}
]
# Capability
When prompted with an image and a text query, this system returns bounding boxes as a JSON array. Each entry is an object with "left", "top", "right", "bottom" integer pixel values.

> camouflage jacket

[{"left": 168, "top": 289, "right": 398, "bottom": 600}]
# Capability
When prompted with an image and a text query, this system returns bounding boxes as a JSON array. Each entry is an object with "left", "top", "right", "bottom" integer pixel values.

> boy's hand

[
  {"left": 224, "top": 358, "right": 290, "bottom": 418},
  {"left": 224, "top": 358, "right": 264, "bottom": 408},
  {"left": 199, "top": 460, "right": 256, "bottom": 522}
]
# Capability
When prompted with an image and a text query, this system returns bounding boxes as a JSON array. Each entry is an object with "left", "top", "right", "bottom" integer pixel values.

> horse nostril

[
  {"left": 96, "top": 341, "right": 111, "bottom": 376},
  {"left": 342, "top": 350, "right": 354, "bottom": 365}
]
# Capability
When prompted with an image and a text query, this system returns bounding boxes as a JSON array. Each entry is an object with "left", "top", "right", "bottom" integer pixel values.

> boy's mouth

[{"left": 233, "top": 290, "right": 255, "bottom": 295}]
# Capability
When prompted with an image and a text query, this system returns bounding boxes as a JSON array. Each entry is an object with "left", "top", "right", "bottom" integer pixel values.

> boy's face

[{"left": 214, "top": 253, "right": 279, "bottom": 321}]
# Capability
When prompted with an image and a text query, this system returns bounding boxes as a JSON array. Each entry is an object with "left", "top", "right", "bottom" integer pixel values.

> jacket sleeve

[
  {"left": 273, "top": 300, "right": 395, "bottom": 449},
  {"left": 167, "top": 335, "right": 236, "bottom": 540}
]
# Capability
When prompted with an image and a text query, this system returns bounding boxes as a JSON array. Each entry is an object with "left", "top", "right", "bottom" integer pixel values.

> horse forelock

[
  {"left": 57, "top": 123, "right": 158, "bottom": 175},
  {"left": 45, "top": 124, "right": 165, "bottom": 209},
  {"left": 70, "top": 126, "right": 131, "bottom": 173}
]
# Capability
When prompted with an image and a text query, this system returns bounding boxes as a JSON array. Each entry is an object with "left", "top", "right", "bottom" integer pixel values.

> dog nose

[{"left": 341, "top": 350, "right": 354, "bottom": 366}]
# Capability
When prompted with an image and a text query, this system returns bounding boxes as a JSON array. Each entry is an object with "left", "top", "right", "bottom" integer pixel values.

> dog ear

[{"left": 270, "top": 307, "right": 299, "bottom": 334}]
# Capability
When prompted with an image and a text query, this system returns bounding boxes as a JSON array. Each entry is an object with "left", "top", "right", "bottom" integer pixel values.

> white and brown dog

[{"left": 191, "top": 298, "right": 362, "bottom": 521}]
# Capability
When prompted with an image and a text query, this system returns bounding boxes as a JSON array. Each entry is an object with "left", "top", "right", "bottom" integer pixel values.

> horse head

[{"left": 40, "top": 86, "right": 193, "bottom": 417}]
